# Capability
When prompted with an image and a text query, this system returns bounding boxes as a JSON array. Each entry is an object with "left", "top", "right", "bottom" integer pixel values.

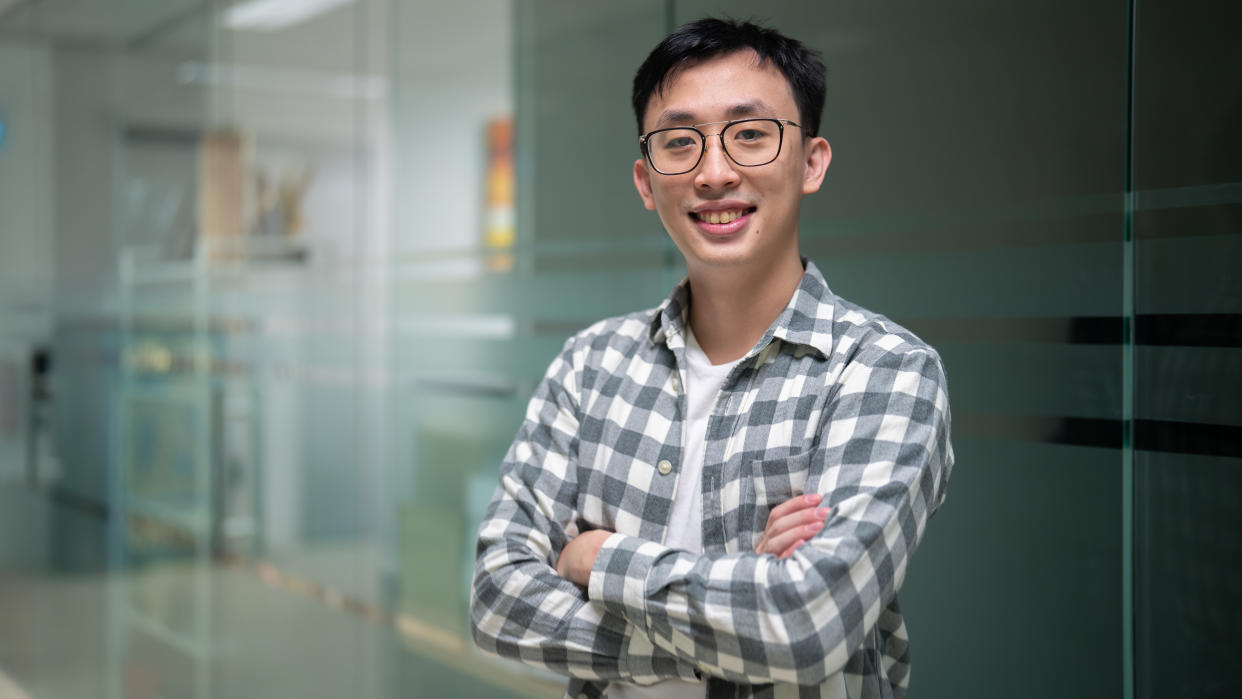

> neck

[{"left": 686, "top": 252, "right": 805, "bottom": 365}]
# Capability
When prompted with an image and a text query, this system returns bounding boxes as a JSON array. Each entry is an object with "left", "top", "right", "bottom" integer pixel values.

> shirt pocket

[{"left": 738, "top": 450, "right": 815, "bottom": 551}]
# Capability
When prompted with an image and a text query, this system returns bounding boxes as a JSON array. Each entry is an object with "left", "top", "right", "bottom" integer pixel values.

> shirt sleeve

[
  {"left": 586, "top": 346, "right": 953, "bottom": 687},
  {"left": 469, "top": 335, "right": 700, "bottom": 684}
]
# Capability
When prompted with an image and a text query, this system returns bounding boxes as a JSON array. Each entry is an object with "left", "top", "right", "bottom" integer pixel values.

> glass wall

[
  {"left": 0, "top": 1, "right": 1237, "bottom": 698},
  {"left": 1131, "top": 2, "right": 1242, "bottom": 698}
]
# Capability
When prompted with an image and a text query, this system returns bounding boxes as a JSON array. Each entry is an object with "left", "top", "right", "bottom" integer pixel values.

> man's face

[{"left": 633, "top": 50, "right": 831, "bottom": 275}]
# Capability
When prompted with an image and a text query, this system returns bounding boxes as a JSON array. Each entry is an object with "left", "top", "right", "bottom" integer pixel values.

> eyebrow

[{"left": 653, "top": 100, "right": 776, "bottom": 128}]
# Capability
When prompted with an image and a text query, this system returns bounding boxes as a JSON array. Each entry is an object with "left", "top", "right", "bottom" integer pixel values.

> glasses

[{"left": 639, "top": 118, "right": 802, "bottom": 175}]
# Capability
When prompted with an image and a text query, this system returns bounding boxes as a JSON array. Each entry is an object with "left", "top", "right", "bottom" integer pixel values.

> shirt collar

[{"left": 648, "top": 258, "right": 836, "bottom": 361}]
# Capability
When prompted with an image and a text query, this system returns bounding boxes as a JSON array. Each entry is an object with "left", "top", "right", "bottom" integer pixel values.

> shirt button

[
  {"left": 657, "top": 459, "right": 673, "bottom": 475},
  {"left": 671, "top": 374, "right": 681, "bottom": 392}
]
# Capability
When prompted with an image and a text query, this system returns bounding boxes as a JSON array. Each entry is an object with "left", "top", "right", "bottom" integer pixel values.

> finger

[
  {"left": 760, "top": 518, "right": 824, "bottom": 556},
  {"left": 757, "top": 494, "right": 821, "bottom": 549},
  {"left": 756, "top": 504, "right": 831, "bottom": 555},
  {"left": 761, "top": 504, "right": 830, "bottom": 546},
  {"left": 772, "top": 505, "right": 831, "bottom": 532},
  {"left": 765, "top": 492, "right": 823, "bottom": 526},
  {"left": 779, "top": 538, "right": 806, "bottom": 559}
]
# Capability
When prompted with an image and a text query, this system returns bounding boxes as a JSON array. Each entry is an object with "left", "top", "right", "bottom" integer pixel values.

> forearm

[
  {"left": 587, "top": 530, "right": 891, "bottom": 683},
  {"left": 471, "top": 523, "right": 698, "bottom": 682},
  {"left": 471, "top": 452, "right": 698, "bottom": 683},
  {"left": 467, "top": 336, "right": 660, "bottom": 679},
  {"left": 587, "top": 446, "right": 944, "bottom": 686}
]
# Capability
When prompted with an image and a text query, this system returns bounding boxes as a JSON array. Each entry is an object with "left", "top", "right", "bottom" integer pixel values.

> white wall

[
  {"left": 392, "top": 0, "right": 513, "bottom": 254},
  {"left": 0, "top": 41, "right": 54, "bottom": 490},
  {"left": 0, "top": 41, "right": 55, "bottom": 337}
]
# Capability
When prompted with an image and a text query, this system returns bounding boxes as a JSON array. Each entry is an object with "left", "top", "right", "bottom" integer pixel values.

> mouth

[{"left": 691, "top": 207, "right": 756, "bottom": 225}]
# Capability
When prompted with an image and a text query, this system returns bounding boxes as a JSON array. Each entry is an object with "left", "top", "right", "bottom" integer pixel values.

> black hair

[{"left": 631, "top": 18, "right": 826, "bottom": 137}]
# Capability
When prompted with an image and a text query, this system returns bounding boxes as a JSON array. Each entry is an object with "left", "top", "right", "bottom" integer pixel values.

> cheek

[
  {"left": 651, "top": 187, "right": 684, "bottom": 222},
  {"left": 651, "top": 203, "right": 682, "bottom": 236}
]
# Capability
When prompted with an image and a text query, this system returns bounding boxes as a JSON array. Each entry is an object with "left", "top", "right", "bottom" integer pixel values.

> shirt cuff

[{"left": 587, "top": 533, "right": 667, "bottom": 634}]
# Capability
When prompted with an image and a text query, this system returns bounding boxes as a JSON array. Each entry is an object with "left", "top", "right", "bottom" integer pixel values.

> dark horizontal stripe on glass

[
  {"left": 908, "top": 316, "right": 1124, "bottom": 345},
  {"left": 802, "top": 213, "right": 1124, "bottom": 256},
  {"left": 956, "top": 413, "right": 1241, "bottom": 457},
  {"left": 411, "top": 376, "right": 516, "bottom": 397},
  {"left": 1134, "top": 203, "right": 1242, "bottom": 240},
  {"left": 956, "top": 413, "right": 1122, "bottom": 449},
  {"left": 1134, "top": 419, "right": 1242, "bottom": 459},
  {"left": 908, "top": 313, "right": 1242, "bottom": 347},
  {"left": 538, "top": 314, "right": 1241, "bottom": 347},
  {"left": 1135, "top": 314, "right": 1242, "bottom": 347},
  {"left": 99, "top": 312, "right": 1238, "bottom": 348}
]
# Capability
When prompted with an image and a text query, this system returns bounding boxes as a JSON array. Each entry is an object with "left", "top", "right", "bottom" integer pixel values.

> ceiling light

[{"left": 223, "top": 0, "right": 355, "bottom": 32}]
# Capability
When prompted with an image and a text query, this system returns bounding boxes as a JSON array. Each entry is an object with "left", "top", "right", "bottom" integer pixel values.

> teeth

[{"left": 701, "top": 210, "right": 744, "bottom": 224}]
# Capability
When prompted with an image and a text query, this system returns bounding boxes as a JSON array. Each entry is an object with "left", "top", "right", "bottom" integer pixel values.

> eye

[
  {"left": 662, "top": 135, "right": 697, "bottom": 150},
  {"left": 733, "top": 128, "right": 767, "bottom": 143}
]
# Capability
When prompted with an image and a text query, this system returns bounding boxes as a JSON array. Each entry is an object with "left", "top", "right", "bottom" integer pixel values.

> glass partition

[
  {"left": 0, "top": 1, "right": 1238, "bottom": 698},
  {"left": 1131, "top": 2, "right": 1242, "bottom": 698}
]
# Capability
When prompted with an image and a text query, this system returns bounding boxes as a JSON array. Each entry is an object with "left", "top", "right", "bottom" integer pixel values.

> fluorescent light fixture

[{"left": 223, "top": 0, "right": 355, "bottom": 31}]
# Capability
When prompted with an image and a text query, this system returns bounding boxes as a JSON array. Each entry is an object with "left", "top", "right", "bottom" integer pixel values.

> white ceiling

[
  {"left": 0, "top": 0, "right": 377, "bottom": 72},
  {"left": 0, "top": 0, "right": 514, "bottom": 145}
]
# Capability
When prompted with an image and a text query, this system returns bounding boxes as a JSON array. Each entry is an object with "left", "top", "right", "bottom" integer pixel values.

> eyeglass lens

[{"left": 646, "top": 119, "right": 783, "bottom": 174}]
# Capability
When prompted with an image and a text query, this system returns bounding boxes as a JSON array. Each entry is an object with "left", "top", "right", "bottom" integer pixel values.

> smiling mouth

[{"left": 692, "top": 207, "right": 756, "bottom": 224}]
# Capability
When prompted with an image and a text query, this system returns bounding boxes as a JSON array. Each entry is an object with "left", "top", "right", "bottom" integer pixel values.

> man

[{"left": 472, "top": 18, "right": 953, "bottom": 699}]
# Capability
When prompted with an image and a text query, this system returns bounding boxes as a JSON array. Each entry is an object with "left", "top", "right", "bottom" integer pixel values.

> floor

[{"left": 0, "top": 486, "right": 561, "bottom": 699}]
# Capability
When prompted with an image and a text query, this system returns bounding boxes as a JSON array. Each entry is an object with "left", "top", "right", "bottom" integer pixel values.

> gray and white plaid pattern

[{"left": 472, "top": 261, "right": 953, "bottom": 699}]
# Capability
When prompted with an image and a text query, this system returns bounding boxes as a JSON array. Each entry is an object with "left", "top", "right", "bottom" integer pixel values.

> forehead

[{"left": 645, "top": 50, "right": 797, "bottom": 131}]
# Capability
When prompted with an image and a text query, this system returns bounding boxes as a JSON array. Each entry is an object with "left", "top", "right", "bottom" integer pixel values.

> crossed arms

[{"left": 470, "top": 333, "right": 952, "bottom": 687}]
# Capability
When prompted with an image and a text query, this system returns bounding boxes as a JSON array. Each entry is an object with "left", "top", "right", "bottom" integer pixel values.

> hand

[
  {"left": 755, "top": 493, "right": 831, "bottom": 558},
  {"left": 556, "top": 529, "right": 614, "bottom": 587}
]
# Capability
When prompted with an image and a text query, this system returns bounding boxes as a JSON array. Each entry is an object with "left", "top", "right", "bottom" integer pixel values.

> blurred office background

[{"left": 0, "top": 1, "right": 1238, "bottom": 697}]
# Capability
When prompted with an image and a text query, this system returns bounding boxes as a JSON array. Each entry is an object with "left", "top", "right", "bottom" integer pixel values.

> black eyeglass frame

[{"left": 638, "top": 118, "right": 803, "bottom": 175}]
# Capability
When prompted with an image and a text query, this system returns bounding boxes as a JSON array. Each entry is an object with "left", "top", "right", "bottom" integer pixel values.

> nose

[{"left": 694, "top": 134, "right": 740, "bottom": 190}]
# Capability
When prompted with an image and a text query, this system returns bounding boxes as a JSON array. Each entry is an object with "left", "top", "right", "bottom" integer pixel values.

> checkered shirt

[{"left": 471, "top": 260, "right": 953, "bottom": 699}]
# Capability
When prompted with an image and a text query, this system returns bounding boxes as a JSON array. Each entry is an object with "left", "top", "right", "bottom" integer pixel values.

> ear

[
  {"left": 633, "top": 158, "right": 657, "bottom": 210},
  {"left": 801, "top": 136, "right": 832, "bottom": 195}
]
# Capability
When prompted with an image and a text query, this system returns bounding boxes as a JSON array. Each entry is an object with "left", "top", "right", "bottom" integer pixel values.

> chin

[{"left": 686, "top": 248, "right": 762, "bottom": 270}]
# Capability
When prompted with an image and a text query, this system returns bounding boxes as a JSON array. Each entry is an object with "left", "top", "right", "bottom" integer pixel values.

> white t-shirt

[{"left": 610, "top": 326, "right": 741, "bottom": 699}]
